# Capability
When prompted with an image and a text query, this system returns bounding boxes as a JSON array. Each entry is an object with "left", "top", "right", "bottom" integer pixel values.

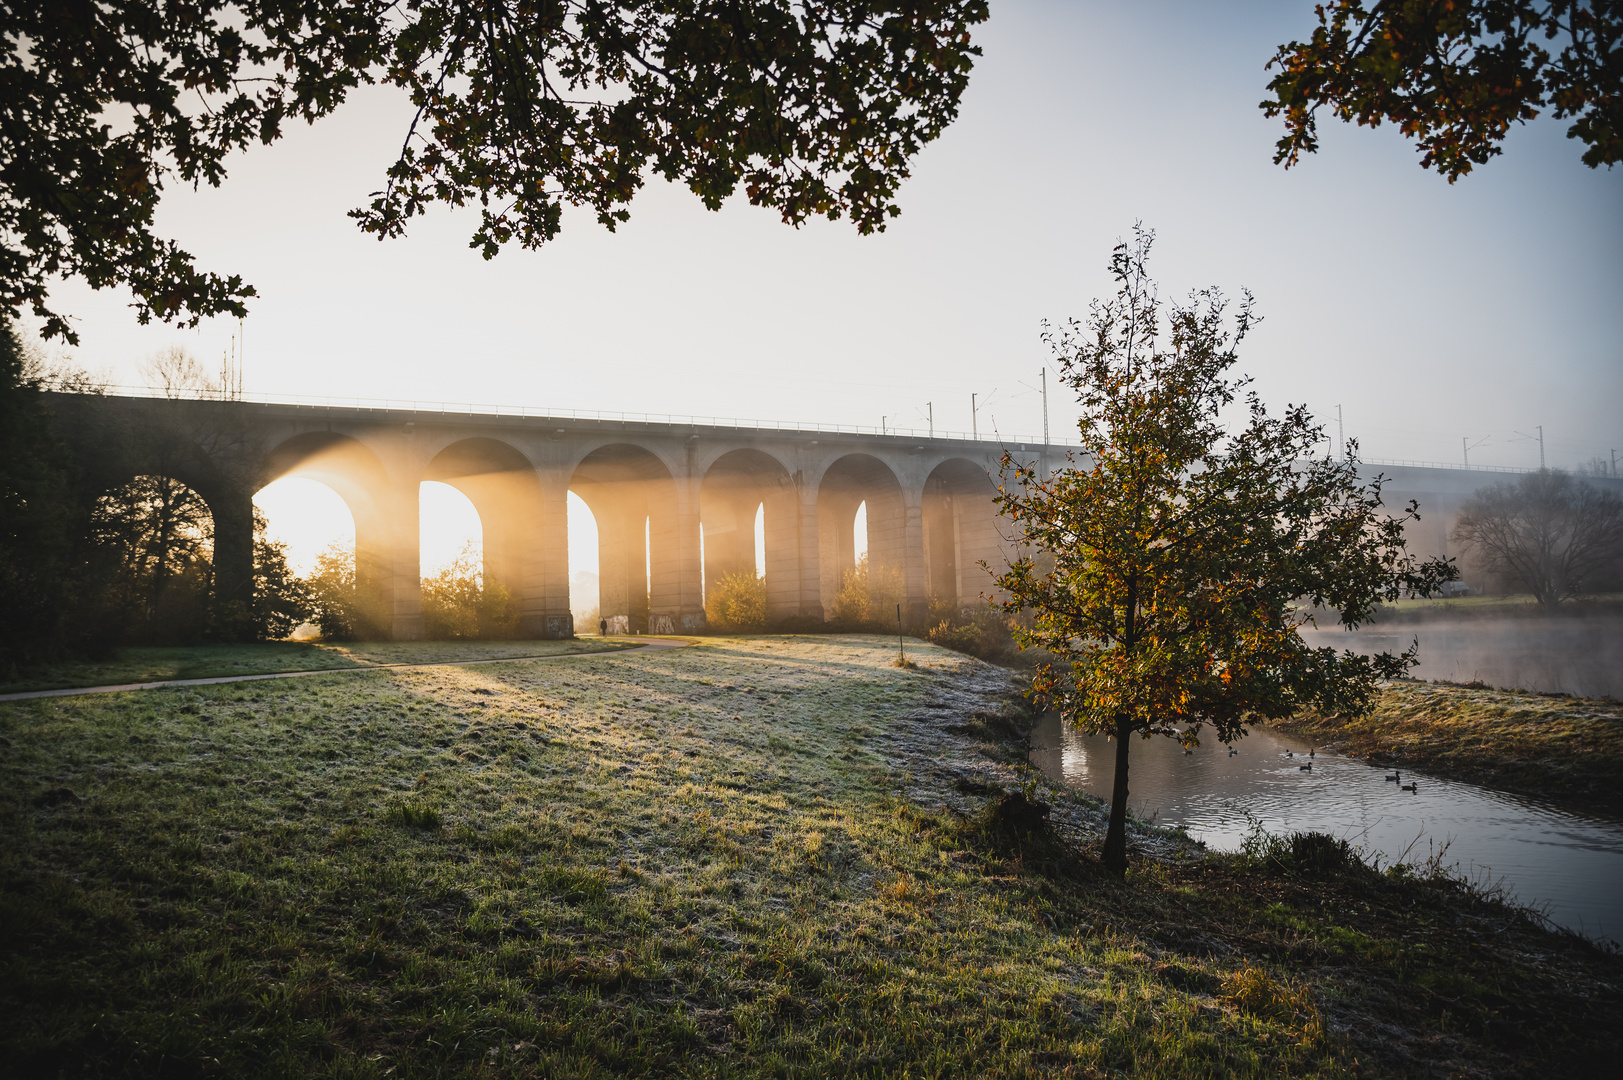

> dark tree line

[{"left": 0, "top": 326, "right": 309, "bottom": 674}]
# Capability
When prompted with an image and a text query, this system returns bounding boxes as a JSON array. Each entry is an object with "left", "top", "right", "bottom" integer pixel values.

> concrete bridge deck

[
  {"left": 46, "top": 391, "right": 1613, "bottom": 640},
  {"left": 46, "top": 392, "right": 1061, "bottom": 639}
]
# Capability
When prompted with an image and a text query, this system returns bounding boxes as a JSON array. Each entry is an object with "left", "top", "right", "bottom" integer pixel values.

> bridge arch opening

[
  {"left": 93, "top": 473, "right": 217, "bottom": 642},
  {"left": 922, "top": 458, "right": 1002, "bottom": 609},
  {"left": 816, "top": 454, "right": 905, "bottom": 621},
  {"left": 569, "top": 443, "right": 680, "bottom": 634},
  {"left": 700, "top": 448, "right": 796, "bottom": 617},
  {"left": 261, "top": 431, "right": 403, "bottom": 638},
  {"left": 417, "top": 482, "right": 483, "bottom": 578},
  {"left": 423, "top": 438, "right": 546, "bottom": 621},
  {"left": 254, "top": 476, "right": 355, "bottom": 638},
  {"left": 567, "top": 491, "right": 600, "bottom": 630},
  {"left": 254, "top": 477, "right": 356, "bottom": 578}
]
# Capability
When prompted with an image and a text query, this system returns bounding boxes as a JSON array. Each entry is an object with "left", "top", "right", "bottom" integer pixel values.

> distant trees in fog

[{"left": 1453, "top": 470, "right": 1623, "bottom": 606}]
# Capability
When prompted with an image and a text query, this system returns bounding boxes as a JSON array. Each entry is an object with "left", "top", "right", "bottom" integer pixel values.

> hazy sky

[{"left": 37, "top": 0, "right": 1623, "bottom": 473}]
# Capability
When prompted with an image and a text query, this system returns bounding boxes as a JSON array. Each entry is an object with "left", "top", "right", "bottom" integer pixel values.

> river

[{"left": 1030, "top": 715, "right": 1623, "bottom": 945}]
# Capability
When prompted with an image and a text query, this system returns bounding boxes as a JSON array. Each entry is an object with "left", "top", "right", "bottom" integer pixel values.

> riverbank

[
  {"left": 4, "top": 636, "right": 1619, "bottom": 1077},
  {"left": 1270, "top": 680, "right": 1623, "bottom": 817}
]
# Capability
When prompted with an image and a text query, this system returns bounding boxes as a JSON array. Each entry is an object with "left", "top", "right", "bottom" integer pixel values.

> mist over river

[{"left": 1300, "top": 612, "right": 1623, "bottom": 699}]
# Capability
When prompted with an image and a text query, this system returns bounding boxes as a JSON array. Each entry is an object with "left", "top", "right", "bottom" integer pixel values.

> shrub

[
  {"left": 385, "top": 801, "right": 442, "bottom": 830},
  {"left": 923, "top": 597, "right": 1023, "bottom": 665},
  {"left": 420, "top": 542, "right": 521, "bottom": 640},
  {"left": 1220, "top": 966, "right": 1325, "bottom": 1045},
  {"left": 302, "top": 542, "right": 389, "bottom": 641},
  {"left": 828, "top": 555, "right": 904, "bottom": 630},
  {"left": 1240, "top": 821, "right": 1363, "bottom": 878},
  {"left": 704, "top": 569, "right": 768, "bottom": 631}
]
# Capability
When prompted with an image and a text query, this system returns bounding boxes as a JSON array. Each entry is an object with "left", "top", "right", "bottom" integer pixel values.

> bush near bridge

[
  {"left": 703, "top": 570, "right": 769, "bottom": 633},
  {"left": 2, "top": 635, "right": 1618, "bottom": 1079}
]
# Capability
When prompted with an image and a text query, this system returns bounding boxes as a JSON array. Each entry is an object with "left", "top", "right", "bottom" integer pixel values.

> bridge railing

[
  {"left": 92, "top": 384, "right": 1079, "bottom": 448},
  {"left": 78, "top": 387, "right": 1561, "bottom": 475},
  {"left": 1359, "top": 457, "right": 1532, "bottom": 475}
]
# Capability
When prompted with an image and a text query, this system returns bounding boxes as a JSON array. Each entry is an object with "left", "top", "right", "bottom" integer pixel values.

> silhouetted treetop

[
  {"left": 1263, "top": 1, "right": 1621, "bottom": 180},
  {"left": 2, "top": 0, "right": 988, "bottom": 342}
]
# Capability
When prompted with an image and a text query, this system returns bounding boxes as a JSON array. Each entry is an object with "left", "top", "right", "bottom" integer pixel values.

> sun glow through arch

[
  {"left": 252, "top": 477, "right": 356, "bottom": 576},
  {"left": 418, "top": 481, "right": 482, "bottom": 578}
]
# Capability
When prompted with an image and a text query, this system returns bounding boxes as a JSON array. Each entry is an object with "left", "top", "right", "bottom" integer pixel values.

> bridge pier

[
  {"left": 370, "top": 479, "right": 425, "bottom": 640},
  {"left": 208, "top": 488, "right": 256, "bottom": 625},
  {"left": 791, "top": 479, "right": 825, "bottom": 622}
]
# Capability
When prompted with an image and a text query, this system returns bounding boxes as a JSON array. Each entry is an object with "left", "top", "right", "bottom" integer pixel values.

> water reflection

[{"left": 1030, "top": 714, "right": 1623, "bottom": 944}]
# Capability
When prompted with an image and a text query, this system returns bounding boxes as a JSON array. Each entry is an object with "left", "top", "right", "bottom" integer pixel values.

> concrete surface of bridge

[
  {"left": 47, "top": 394, "right": 1058, "bottom": 639},
  {"left": 48, "top": 393, "right": 1615, "bottom": 640}
]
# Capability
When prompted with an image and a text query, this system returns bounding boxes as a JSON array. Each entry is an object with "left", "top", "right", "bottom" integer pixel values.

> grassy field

[
  {"left": 0, "top": 638, "right": 637, "bottom": 695},
  {"left": 1272, "top": 680, "right": 1623, "bottom": 816},
  {"left": 3, "top": 635, "right": 1619, "bottom": 1078}
]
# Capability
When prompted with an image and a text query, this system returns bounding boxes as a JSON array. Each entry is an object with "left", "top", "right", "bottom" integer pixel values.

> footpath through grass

[
  {"left": 1273, "top": 680, "right": 1623, "bottom": 816},
  {"left": 2, "top": 635, "right": 1619, "bottom": 1078},
  {"left": 0, "top": 638, "right": 636, "bottom": 695}
]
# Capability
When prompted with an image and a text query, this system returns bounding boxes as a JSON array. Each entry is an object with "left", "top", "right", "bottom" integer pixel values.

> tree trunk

[{"left": 1101, "top": 714, "right": 1132, "bottom": 876}]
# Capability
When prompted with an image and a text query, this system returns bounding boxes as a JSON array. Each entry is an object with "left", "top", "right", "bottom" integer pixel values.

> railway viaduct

[
  {"left": 47, "top": 392, "right": 1610, "bottom": 640},
  {"left": 45, "top": 392, "right": 1050, "bottom": 640}
]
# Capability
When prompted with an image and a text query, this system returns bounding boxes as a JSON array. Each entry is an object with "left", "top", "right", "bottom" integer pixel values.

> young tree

[
  {"left": 3, "top": 0, "right": 987, "bottom": 343},
  {"left": 1263, "top": 1, "right": 1621, "bottom": 181},
  {"left": 420, "top": 542, "right": 521, "bottom": 640},
  {"left": 1452, "top": 469, "right": 1623, "bottom": 605},
  {"left": 993, "top": 229, "right": 1455, "bottom": 877},
  {"left": 704, "top": 569, "right": 770, "bottom": 632},
  {"left": 828, "top": 554, "right": 904, "bottom": 630},
  {"left": 247, "top": 514, "right": 314, "bottom": 641},
  {"left": 303, "top": 541, "right": 377, "bottom": 641}
]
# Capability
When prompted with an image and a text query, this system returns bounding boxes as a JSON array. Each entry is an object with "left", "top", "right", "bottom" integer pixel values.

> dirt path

[{"left": 0, "top": 638, "right": 691, "bottom": 703}]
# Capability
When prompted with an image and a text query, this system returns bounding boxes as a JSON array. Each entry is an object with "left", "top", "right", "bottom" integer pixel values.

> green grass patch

[
  {"left": 384, "top": 800, "right": 443, "bottom": 830},
  {"left": 2, "top": 634, "right": 1617, "bottom": 1078}
]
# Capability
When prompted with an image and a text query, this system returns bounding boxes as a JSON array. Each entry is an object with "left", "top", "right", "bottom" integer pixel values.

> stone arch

[
  {"left": 263, "top": 431, "right": 393, "bottom": 518},
  {"left": 816, "top": 453, "right": 906, "bottom": 618},
  {"left": 701, "top": 449, "right": 798, "bottom": 618},
  {"left": 92, "top": 471, "right": 219, "bottom": 640},
  {"left": 262, "top": 431, "right": 411, "bottom": 637},
  {"left": 424, "top": 437, "right": 549, "bottom": 632},
  {"left": 922, "top": 458, "right": 1004, "bottom": 607},
  {"left": 77, "top": 422, "right": 259, "bottom": 614},
  {"left": 569, "top": 443, "right": 683, "bottom": 634}
]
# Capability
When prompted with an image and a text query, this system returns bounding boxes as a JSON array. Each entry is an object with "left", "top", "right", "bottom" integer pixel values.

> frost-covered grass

[
  {"left": 0, "top": 638, "right": 634, "bottom": 694},
  {"left": 2, "top": 635, "right": 1617, "bottom": 1078}
]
